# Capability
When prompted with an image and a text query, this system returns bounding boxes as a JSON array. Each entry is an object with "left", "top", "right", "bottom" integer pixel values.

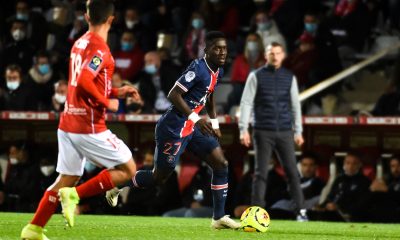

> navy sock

[
  {"left": 130, "top": 170, "right": 154, "bottom": 188},
  {"left": 211, "top": 167, "right": 229, "bottom": 220}
]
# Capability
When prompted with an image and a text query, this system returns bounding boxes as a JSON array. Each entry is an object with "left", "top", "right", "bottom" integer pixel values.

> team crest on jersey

[
  {"left": 88, "top": 55, "right": 102, "bottom": 71},
  {"left": 185, "top": 71, "right": 195, "bottom": 82}
]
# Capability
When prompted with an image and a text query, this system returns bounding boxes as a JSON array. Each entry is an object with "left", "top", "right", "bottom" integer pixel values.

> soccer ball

[{"left": 240, "top": 206, "right": 270, "bottom": 232}]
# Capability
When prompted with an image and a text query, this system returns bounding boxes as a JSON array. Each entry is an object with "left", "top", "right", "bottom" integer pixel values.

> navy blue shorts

[{"left": 154, "top": 126, "right": 220, "bottom": 170}]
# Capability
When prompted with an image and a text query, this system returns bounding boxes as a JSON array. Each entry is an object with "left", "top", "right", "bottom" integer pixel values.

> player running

[
  {"left": 106, "top": 31, "right": 241, "bottom": 229},
  {"left": 21, "top": 1, "right": 140, "bottom": 239}
]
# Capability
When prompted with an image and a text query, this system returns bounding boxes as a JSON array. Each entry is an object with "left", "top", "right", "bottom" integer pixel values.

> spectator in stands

[
  {"left": 113, "top": 31, "right": 144, "bottom": 83},
  {"left": 51, "top": 80, "right": 67, "bottom": 112},
  {"left": 0, "top": 177, "right": 4, "bottom": 211},
  {"left": 3, "top": 142, "right": 36, "bottom": 212},
  {"left": 225, "top": 33, "right": 265, "bottom": 114},
  {"left": 27, "top": 51, "right": 61, "bottom": 110},
  {"left": 329, "top": 0, "right": 372, "bottom": 52},
  {"left": 302, "top": 11, "right": 342, "bottom": 88},
  {"left": 233, "top": 157, "right": 287, "bottom": 218},
  {"left": 33, "top": 155, "right": 58, "bottom": 206},
  {"left": 0, "top": 64, "right": 36, "bottom": 111},
  {"left": 371, "top": 81, "right": 400, "bottom": 116},
  {"left": 283, "top": 32, "right": 319, "bottom": 90},
  {"left": 317, "top": 152, "right": 370, "bottom": 221},
  {"left": 124, "top": 149, "right": 181, "bottom": 215},
  {"left": 266, "top": 0, "right": 304, "bottom": 52},
  {"left": 1, "top": 20, "right": 35, "bottom": 74},
  {"left": 163, "top": 163, "right": 213, "bottom": 218},
  {"left": 6, "top": 0, "right": 48, "bottom": 51},
  {"left": 251, "top": 10, "right": 286, "bottom": 51},
  {"left": 183, "top": 12, "right": 207, "bottom": 63},
  {"left": 138, "top": 51, "right": 179, "bottom": 113},
  {"left": 271, "top": 153, "right": 325, "bottom": 214},
  {"left": 67, "top": 5, "right": 88, "bottom": 44},
  {"left": 364, "top": 155, "right": 400, "bottom": 222},
  {"left": 120, "top": 79, "right": 144, "bottom": 114}
]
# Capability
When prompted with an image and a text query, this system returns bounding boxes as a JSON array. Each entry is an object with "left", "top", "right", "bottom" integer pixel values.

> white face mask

[
  {"left": 9, "top": 157, "right": 18, "bottom": 165},
  {"left": 54, "top": 93, "right": 66, "bottom": 104},
  {"left": 125, "top": 20, "right": 138, "bottom": 29},
  {"left": 40, "top": 165, "right": 56, "bottom": 176},
  {"left": 12, "top": 29, "right": 26, "bottom": 41},
  {"left": 7, "top": 81, "right": 20, "bottom": 91}
]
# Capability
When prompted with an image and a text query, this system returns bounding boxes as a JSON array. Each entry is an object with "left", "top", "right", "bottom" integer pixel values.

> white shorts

[{"left": 56, "top": 129, "right": 132, "bottom": 176}]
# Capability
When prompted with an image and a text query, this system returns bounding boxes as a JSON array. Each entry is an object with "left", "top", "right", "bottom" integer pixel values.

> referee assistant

[{"left": 238, "top": 42, "right": 308, "bottom": 221}]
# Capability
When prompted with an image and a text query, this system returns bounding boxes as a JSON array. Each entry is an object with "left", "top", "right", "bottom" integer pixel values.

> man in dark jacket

[
  {"left": 138, "top": 51, "right": 179, "bottom": 113},
  {"left": 239, "top": 42, "right": 307, "bottom": 221}
]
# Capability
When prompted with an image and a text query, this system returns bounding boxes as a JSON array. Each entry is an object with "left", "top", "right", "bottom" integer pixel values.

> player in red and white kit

[{"left": 21, "top": 1, "right": 139, "bottom": 239}]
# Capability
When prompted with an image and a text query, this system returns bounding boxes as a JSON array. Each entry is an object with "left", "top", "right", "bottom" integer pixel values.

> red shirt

[
  {"left": 59, "top": 31, "right": 117, "bottom": 134},
  {"left": 231, "top": 54, "right": 265, "bottom": 84},
  {"left": 113, "top": 46, "right": 144, "bottom": 82}
]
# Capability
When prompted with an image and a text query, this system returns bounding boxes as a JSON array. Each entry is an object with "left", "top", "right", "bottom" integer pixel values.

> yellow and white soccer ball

[{"left": 240, "top": 206, "right": 270, "bottom": 233}]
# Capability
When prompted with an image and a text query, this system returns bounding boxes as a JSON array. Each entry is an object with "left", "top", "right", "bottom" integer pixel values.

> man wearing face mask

[
  {"left": 3, "top": 142, "right": 36, "bottom": 212},
  {"left": 34, "top": 156, "right": 58, "bottom": 204},
  {"left": 138, "top": 51, "right": 179, "bottom": 113},
  {"left": 51, "top": 80, "right": 68, "bottom": 112},
  {"left": 27, "top": 51, "right": 62, "bottom": 110},
  {"left": 6, "top": 0, "right": 48, "bottom": 51},
  {"left": 225, "top": 33, "right": 265, "bottom": 113},
  {"left": 184, "top": 12, "right": 207, "bottom": 63},
  {"left": 113, "top": 31, "right": 144, "bottom": 83},
  {"left": 0, "top": 64, "right": 36, "bottom": 111},
  {"left": 252, "top": 10, "right": 287, "bottom": 52},
  {"left": 1, "top": 20, "right": 35, "bottom": 74}
]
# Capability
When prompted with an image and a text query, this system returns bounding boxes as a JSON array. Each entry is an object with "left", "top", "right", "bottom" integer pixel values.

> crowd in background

[
  {"left": 1, "top": 0, "right": 400, "bottom": 114},
  {"left": 0, "top": 141, "right": 399, "bottom": 223}
]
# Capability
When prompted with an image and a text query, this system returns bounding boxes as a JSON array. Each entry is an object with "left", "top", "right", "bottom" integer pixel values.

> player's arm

[
  {"left": 168, "top": 85, "right": 215, "bottom": 136},
  {"left": 76, "top": 69, "right": 119, "bottom": 112},
  {"left": 205, "top": 92, "right": 221, "bottom": 139}
]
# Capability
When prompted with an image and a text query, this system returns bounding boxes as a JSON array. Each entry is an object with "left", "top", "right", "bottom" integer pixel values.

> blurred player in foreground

[{"left": 21, "top": 1, "right": 140, "bottom": 239}]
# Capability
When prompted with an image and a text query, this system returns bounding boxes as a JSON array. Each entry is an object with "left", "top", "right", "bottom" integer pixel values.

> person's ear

[
  {"left": 107, "top": 16, "right": 115, "bottom": 26},
  {"left": 84, "top": 13, "right": 90, "bottom": 24}
]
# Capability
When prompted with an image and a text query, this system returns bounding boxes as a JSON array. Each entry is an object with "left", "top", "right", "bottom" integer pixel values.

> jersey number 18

[{"left": 70, "top": 53, "right": 82, "bottom": 87}]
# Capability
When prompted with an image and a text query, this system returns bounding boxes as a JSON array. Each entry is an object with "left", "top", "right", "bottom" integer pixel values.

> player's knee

[{"left": 210, "top": 156, "right": 228, "bottom": 170}]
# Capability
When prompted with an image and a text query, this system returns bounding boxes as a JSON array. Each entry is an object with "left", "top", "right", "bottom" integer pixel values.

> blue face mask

[
  {"left": 121, "top": 41, "right": 134, "bottom": 51},
  {"left": 38, "top": 64, "right": 50, "bottom": 75},
  {"left": 246, "top": 41, "right": 259, "bottom": 52},
  {"left": 305, "top": 23, "right": 317, "bottom": 33},
  {"left": 16, "top": 12, "right": 29, "bottom": 21},
  {"left": 7, "top": 81, "right": 20, "bottom": 91},
  {"left": 144, "top": 64, "right": 157, "bottom": 75},
  {"left": 192, "top": 18, "right": 204, "bottom": 30},
  {"left": 257, "top": 22, "right": 271, "bottom": 31},
  {"left": 84, "top": 161, "right": 97, "bottom": 173}
]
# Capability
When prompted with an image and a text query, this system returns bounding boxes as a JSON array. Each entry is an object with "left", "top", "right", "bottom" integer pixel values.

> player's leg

[
  {"left": 275, "top": 131, "right": 306, "bottom": 221},
  {"left": 58, "top": 130, "right": 135, "bottom": 227},
  {"left": 187, "top": 129, "right": 240, "bottom": 229},
  {"left": 251, "top": 129, "right": 275, "bottom": 207},
  {"left": 21, "top": 130, "right": 83, "bottom": 239}
]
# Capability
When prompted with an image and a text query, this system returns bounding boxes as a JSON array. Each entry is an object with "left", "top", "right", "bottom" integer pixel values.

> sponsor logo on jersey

[
  {"left": 88, "top": 55, "right": 102, "bottom": 71},
  {"left": 185, "top": 71, "right": 195, "bottom": 82}
]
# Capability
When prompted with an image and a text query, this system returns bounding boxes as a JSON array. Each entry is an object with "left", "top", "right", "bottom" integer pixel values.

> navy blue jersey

[{"left": 158, "top": 58, "right": 224, "bottom": 138}]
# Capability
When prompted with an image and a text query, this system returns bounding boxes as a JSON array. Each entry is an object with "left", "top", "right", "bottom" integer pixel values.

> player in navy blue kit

[{"left": 106, "top": 31, "right": 241, "bottom": 229}]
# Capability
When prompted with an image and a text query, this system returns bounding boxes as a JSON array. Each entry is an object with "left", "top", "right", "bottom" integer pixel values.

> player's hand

[
  {"left": 213, "top": 128, "right": 222, "bottom": 140},
  {"left": 294, "top": 134, "right": 304, "bottom": 147},
  {"left": 107, "top": 99, "right": 119, "bottom": 112},
  {"left": 240, "top": 131, "right": 251, "bottom": 147},
  {"left": 118, "top": 86, "right": 141, "bottom": 101},
  {"left": 196, "top": 119, "right": 215, "bottom": 136}
]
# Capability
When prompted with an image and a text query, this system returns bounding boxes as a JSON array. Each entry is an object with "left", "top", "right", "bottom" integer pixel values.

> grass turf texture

[{"left": 1, "top": 212, "right": 400, "bottom": 240}]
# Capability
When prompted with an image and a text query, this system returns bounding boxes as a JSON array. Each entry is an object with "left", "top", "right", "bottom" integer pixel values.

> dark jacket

[
  {"left": 0, "top": 83, "right": 37, "bottom": 111},
  {"left": 254, "top": 66, "right": 294, "bottom": 131}
]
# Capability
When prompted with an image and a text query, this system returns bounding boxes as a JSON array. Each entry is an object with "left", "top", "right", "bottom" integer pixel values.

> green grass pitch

[{"left": 1, "top": 212, "right": 400, "bottom": 240}]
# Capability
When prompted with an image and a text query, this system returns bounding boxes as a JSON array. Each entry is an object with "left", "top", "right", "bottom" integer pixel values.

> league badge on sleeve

[
  {"left": 88, "top": 55, "right": 103, "bottom": 71},
  {"left": 185, "top": 71, "right": 195, "bottom": 82}
]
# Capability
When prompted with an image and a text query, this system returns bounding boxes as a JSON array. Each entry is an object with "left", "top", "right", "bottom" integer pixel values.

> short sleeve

[
  {"left": 82, "top": 48, "right": 107, "bottom": 76},
  {"left": 175, "top": 62, "right": 199, "bottom": 92}
]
